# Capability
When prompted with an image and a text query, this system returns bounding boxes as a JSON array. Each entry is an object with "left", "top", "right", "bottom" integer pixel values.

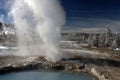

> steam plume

[{"left": 10, "top": 0, "right": 65, "bottom": 62}]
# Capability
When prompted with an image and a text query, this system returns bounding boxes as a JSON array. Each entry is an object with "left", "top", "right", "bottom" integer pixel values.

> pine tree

[
  {"left": 87, "top": 34, "right": 92, "bottom": 46},
  {"left": 99, "top": 33, "right": 105, "bottom": 46},
  {"left": 112, "top": 32, "right": 120, "bottom": 48},
  {"left": 112, "top": 39, "right": 118, "bottom": 49},
  {"left": 91, "top": 35, "right": 99, "bottom": 47},
  {"left": 105, "top": 25, "right": 112, "bottom": 37},
  {"left": 104, "top": 25, "right": 112, "bottom": 47}
]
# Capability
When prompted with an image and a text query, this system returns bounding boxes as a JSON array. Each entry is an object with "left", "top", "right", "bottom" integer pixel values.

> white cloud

[{"left": 65, "top": 17, "right": 120, "bottom": 32}]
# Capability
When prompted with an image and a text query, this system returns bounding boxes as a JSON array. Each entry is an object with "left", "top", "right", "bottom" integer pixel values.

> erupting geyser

[{"left": 10, "top": 0, "right": 65, "bottom": 62}]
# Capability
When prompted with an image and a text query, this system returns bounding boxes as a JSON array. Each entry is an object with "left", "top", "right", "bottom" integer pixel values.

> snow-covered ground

[
  {"left": 0, "top": 46, "right": 9, "bottom": 50},
  {"left": 59, "top": 40, "right": 81, "bottom": 48},
  {"left": 0, "top": 45, "right": 17, "bottom": 56},
  {"left": 61, "top": 49, "right": 99, "bottom": 55},
  {"left": 0, "top": 41, "right": 108, "bottom": 58},
  {"left": 0, "top": 46, "right": 17, "bottom": 50},
  {"left": 60, "top": 41, "right": 110, "bottom": 58}
]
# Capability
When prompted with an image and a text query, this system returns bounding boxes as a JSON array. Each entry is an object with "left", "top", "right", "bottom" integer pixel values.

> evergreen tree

[
  {"left": 87, "top": 34, "right": 92, "bottom": 46},
  {"left": 99, "top": 33, "right": 105, "bottom": 46},
  {"left": 105, "top": 25, "right": 112, "bottom": 37},
  {"left": 91, "top": 35, "right": 99, "bottom": 47},
  {"left": 112, "top": 39, "right": 118, "bottom": 49},
  {"left": 104, "top": 25, "right": 112, "bottom": 47}
]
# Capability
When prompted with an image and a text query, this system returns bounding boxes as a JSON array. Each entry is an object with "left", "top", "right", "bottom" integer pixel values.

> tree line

[{"left": 88, "top": 26, "right": 120, "bottom": 49}]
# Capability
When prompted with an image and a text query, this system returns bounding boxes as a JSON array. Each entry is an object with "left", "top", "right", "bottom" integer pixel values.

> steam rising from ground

[{"left": 10, "top": 0, "right": 65, "bottom": 62}]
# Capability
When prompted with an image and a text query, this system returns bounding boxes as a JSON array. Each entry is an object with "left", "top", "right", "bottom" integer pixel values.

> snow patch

[
  {"left": 61, "top": 49, "right": 99, "bottom": 55},
  {"left": 114, "top": 48, "right": 120, "bottom": 50},
  {"left": 0, "top": 46, "right": 9, "bottom": 49}
]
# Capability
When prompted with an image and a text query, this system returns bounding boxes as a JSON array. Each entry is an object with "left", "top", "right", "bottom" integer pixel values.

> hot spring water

[{"left": 0, "top": 71, "right": 97, "bottom": 80}]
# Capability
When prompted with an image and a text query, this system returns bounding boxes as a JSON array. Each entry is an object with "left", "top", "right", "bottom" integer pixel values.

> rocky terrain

[{"left": 0, "top": 53, "right": 119, "bottom": 80}]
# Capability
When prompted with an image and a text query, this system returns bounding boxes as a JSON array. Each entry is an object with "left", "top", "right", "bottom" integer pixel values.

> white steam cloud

[{"left": 10, "top": 0, "right": 65, "bottom": 62}]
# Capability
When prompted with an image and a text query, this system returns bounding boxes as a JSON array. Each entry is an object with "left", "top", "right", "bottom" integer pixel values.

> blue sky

[
  {"left": 61, "top": 0, "right": 120, "bottom": 31},
  {"left": 0, "top": 0, "right": 120, "bottom": 32}
]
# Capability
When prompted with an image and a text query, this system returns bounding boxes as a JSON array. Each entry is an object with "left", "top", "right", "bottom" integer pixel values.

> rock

[{"left": 52, "top": 64, "right": 65, "bottom": 70}]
